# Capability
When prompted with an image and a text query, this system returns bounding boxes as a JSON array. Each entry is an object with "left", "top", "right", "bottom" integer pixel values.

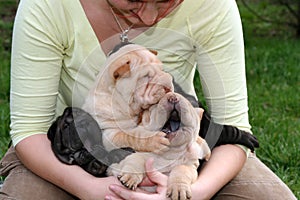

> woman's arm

[
  {"left": 15, "top": 134, "right": 125, "bottom": 200},
  {"left": 191, "top": 145, "right": 246, "bottom": 199}
]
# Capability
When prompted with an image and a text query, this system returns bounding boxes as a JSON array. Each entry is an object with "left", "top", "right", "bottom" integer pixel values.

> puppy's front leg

[
  {"left": 167, "top": 164, "right": 198, "bottom": 200},
  {"left": 112, "top": 130, "right": 170, "bottom": 153}
]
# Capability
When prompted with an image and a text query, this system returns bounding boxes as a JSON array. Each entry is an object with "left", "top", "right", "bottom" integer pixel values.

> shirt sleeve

[
  {"left": 10, "top": 0, "right": 67, "bottom": 145},
  {"left": 190, "top": 0, "right": 252, "bottom": 133}
]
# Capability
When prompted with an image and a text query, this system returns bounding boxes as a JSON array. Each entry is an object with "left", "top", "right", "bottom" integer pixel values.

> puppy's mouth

[{"left": 161, "top": 109, "right": 181, "bottom": 141}]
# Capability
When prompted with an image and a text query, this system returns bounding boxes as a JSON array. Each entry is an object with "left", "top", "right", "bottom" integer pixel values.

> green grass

[
  {"left": 245, "top": 37, "right": 300, "bottom": 198},
  {"left": 196, "top": 2, "right": 300, "bottom": 198},
  {"left": 0, "top": 0, "right": 15, "bottom": 157},
  {"left": 0, "top": 1, "right": 299, "bottom": 198},
  {"left": 194, "top": 37, "right": 300, "bottom": 198},
  {"left": 237, "top": 0, "right": 298, "bottom": 38},
  {"left": 237, "top": 2, "right": 300, "bottom": 197}
]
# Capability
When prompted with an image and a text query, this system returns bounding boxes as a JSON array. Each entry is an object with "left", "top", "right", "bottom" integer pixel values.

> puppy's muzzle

[{"left": 161, "top": 95, "right": 181, "bottom": 139}]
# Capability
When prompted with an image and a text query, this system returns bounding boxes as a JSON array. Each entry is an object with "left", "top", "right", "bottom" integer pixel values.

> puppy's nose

[{"left": 168, "top": 94, "right": 179, "bottom": 104}]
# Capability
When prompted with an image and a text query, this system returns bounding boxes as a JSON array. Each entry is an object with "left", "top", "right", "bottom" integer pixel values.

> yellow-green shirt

[{"left": 10, "top": 0, "right": 251, "bottom": 146}]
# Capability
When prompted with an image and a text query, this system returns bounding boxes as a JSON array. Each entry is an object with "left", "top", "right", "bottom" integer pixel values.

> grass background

[
  {"left": 0, "top": 0, "right": 14, "bottom": 157},
  {"left": 0, "top": 0, "right": 299, "bottom": 198}
]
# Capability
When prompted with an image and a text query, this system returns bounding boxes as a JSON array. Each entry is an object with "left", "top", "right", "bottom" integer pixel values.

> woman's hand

[{"left": 105, "top": 158, "right": 169, "bottom": 200}]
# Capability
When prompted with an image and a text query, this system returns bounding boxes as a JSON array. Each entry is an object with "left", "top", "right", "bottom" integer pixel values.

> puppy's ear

[
  {"left": 112, "top": 61, "right": 131, "bottom": 79},
  {"left": 195, "top": 107, "right": 204, "bottom": 120},
  {"left": 149, "top": 49, "right": 158, "bottom": 55}
]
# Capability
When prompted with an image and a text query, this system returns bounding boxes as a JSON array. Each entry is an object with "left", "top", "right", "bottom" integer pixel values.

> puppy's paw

[
  {"left": 147, "top": 132, "right": 170, "bottom": 153},
  {"left": 167, "top": 182, "right": 192, "bottom": 200},
  {"left": 242, "top": 132, "right": 260, "bottom": 152},
  {"left": 117, "top": 173, "right": 143, "bottom": 190}
]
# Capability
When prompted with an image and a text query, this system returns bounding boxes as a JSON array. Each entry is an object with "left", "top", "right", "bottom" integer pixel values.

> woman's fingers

[
  {"left": 106, "top": 158, "right": 169, "bottom": 200},
  {"left": 144, "top": 158, "right": 168, "bottom": 187},
  {"left": 105, "top": 185, "right": 152, "bottom": 200}
]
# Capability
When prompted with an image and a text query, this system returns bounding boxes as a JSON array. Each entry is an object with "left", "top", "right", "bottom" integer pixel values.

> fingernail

[
  {"left": 109, "top": 185, "right": 115, "bottom": 190},
  {"left": 105, "top": 196, "right": 111, "bottom": 200}
]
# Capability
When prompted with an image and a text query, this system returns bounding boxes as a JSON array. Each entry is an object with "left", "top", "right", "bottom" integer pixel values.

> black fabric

[
  {"left": 199, "top": 110, "right": 259, "bottom": 152},
  {"left": 47, "top": 107, "right": 134, "bottom": 177},
  {"left": 108, "top": 41, "right": 133, "bottom": 56}
]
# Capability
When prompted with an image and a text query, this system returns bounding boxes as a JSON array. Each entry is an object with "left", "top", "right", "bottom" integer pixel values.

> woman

[{"left": 0, "top": 0, "right": 296, "bottom": 199}]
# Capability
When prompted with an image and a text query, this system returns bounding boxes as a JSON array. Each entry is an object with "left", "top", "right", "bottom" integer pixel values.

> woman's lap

[
  {"left": 0, "top": 147, "right": 77, "bottom": 200},
  {"left": 213, "top": 154, "right": 297, "bottom": 200},
  {"left": 0, "top": 148, "right": 296, "bottom": 200}
]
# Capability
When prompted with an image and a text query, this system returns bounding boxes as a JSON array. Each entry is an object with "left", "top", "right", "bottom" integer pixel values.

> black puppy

[{"left": 47, "top": 107, "right": 134, "bottom": 177}]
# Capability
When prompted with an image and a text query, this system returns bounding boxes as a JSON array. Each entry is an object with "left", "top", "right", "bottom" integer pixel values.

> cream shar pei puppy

[
  {"left": 83, "top": 44, "right": 174, "bottom": 153},
  {"left": 107, "top": 91, "right": 211, "bottom": 200},
  {"left": 82, "top": 44, "right": 210, "bottom": 199}
]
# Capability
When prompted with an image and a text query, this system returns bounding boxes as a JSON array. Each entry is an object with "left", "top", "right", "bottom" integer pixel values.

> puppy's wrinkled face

[
  {"left": 143, "top": 92, "right": 203, "bottom": 147},
  {"left": 108, "top": 45, "right": 174, "bottom": 115}
]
